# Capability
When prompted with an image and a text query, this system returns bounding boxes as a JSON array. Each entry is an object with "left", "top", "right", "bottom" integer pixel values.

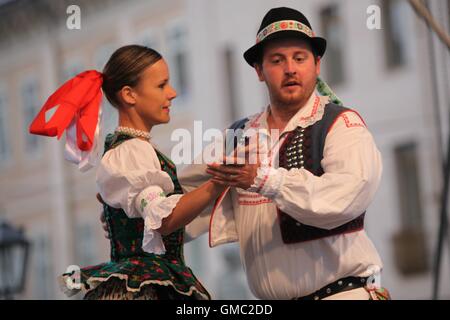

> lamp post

[{"left": 0, "top": 221, "right": 30, "bottom": 300}]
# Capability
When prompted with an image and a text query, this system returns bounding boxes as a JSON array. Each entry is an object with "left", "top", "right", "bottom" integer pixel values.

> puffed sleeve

[{"left": 96, "top": 138, "right": 183, "bottom": 254}]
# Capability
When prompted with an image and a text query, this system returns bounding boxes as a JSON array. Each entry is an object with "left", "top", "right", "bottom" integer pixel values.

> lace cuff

[
  {"left": 247, "top": 166, "right": 286, "bottom": 199},
  {"left": 135, "top": 186, "right": 183, "bottom": 254}
]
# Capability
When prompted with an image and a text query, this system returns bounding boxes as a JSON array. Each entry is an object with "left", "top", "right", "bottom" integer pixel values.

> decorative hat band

[{"left": 256, "top": 20, "right": 315, "bottom": 44}]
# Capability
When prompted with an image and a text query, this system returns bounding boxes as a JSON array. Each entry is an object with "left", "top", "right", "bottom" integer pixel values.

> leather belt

[{"left": 293, "top": 276, "right": 369, "bottom": 300}]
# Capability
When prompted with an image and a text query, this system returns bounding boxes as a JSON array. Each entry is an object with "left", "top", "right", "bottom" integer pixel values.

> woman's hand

[
  {"left": 206, "top": 143, "right": 264, "bottom": 190},
  {"left": 206, "top": 163, "right": 258, "bottom": 190}
]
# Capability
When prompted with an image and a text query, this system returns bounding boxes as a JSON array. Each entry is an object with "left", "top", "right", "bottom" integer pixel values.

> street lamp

[{"left": 0, "top": 221, "right": 30, "bottom": 299}]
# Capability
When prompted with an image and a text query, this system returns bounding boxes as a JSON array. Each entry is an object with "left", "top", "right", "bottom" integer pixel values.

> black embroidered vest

[{"left": 228, "top": 103, "right": 365, "bottom": 244}]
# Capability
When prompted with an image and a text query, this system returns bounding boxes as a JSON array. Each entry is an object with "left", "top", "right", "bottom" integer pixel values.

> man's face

[{"left": 255, "top": 38, "right": 321, "bottom": 108}]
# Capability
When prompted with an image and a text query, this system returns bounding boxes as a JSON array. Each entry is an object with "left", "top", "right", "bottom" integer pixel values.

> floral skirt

[
  {"left": 83, "top": 278, "right": 206, "bottom": 300},
  {"left": 59, "top": 255, "right": 210, "bottom": 300}
]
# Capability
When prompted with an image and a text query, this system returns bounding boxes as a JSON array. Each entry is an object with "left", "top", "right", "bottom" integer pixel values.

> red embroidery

[
  {"left": 238, "top": 192, "right": 271, "bottom": 205},
  {"left": 298, "top": 97, "right": 320, "bottom": 123},
  {"left": 341, "top": 113, "right": 366, "bottom": 129},
  {"left": 238, "top": 193, "right": 264, "bottom": 199},
  {"left": 256, "top": 172, "right": 270, "bottom": 193},
  {"left": 349, "top": 110, "right": 367, "bottom": 127},
  {"left": 238, "top": 199, "right": 273, "bottom": 206}
]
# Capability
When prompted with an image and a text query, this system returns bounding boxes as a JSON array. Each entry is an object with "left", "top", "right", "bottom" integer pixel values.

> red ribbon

[{"left": 29, "top": 70, "right": 103, "bottom": 151}]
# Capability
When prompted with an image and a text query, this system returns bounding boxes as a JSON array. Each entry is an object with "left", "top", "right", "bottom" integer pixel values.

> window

[
  {"left": 0, "top": 87, "right": 11, "bottom": 164},
  {"left": 394, "top": 142, "right": 423, "bottom": 229},
  {"left": 166, "top": 22, "right": 189, "bottom": 100},
  {"left": 392, "top": 142, "right": 428, "bottom": 275},
  {"left": 320, "top": 4, "right": 346, "bottom": 86},
  {"left": 382, "top": 0, "right": 408, "bottom": 68},
  {"left": 21, "top": 76, "right": 42, "bottom": 155}
]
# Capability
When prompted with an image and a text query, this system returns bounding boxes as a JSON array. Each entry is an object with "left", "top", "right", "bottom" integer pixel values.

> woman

[{"left": 32, "top": 45, "right": 224, "bottom": 300}]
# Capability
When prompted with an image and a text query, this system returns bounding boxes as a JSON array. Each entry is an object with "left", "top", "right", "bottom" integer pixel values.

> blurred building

[{"left": 0, "top": 0, "right": 449, "bottom": 299}]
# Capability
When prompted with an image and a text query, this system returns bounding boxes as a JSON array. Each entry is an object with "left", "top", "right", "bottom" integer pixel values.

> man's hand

[
  {"left": 206, "top": 162, "right": 259, "bottom": 190},
  {"left": 206, "top": 142, "right": 265, "bottom": 189},
  {"left": 96, "top": 193, "right": 110, "bottom": 239}
]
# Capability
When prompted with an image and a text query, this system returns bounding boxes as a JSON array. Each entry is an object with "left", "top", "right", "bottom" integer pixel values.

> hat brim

[{"left": 243, "top": 31, "right": 326, "bottom": 67}]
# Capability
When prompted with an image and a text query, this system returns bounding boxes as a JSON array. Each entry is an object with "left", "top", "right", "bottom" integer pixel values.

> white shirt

[
  {"left": 180, "top": 92, "right": 384, "bottom": 299},
  {"left": 96, "top": 138, "right": 183, "bottom": 255}
]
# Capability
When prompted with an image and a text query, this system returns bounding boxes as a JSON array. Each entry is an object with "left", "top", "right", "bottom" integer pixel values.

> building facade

[{"left": 0, "top": 0, "right": 449, "bottom": 299}]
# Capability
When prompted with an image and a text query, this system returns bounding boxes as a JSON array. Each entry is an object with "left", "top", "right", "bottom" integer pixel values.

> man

[{"left": 179, "top": 7, "right": 390, "bottom": 300}]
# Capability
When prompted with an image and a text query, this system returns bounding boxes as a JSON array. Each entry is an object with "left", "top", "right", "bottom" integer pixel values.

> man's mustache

[{"left": 282, "top": 78, "right": 301, "bottom": 87}]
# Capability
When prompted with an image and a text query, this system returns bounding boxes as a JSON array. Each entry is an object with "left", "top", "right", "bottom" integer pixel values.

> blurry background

[{"left": 0, "top": 0, "right": 449, "bottom": 300}]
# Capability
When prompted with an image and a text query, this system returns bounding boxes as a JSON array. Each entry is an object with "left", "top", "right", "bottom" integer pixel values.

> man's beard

[{"left": 270, "top": 86, "right": 313, "bottom": 109}]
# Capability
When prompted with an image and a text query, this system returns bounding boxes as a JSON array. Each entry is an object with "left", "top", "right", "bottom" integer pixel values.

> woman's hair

[{"left": 102, "top": 45, "right": 162, "bottom": 107}]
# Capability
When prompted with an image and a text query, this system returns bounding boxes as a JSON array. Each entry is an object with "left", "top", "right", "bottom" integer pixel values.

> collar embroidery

[
  {"left": 296, "top": 95, "right": 330, "bottom": 129},
  {"left": 243, "top": 95, "right": 330, "bottom": 132}
]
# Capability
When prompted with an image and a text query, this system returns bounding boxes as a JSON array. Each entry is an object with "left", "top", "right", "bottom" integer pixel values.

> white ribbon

[{"left": 64, "top": 104, "right": 104, "bottom": 172}]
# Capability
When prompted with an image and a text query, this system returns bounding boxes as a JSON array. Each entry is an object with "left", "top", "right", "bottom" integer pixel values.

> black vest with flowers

[{"left": 229, "top": 103, "right": 365, "bottom": 244}]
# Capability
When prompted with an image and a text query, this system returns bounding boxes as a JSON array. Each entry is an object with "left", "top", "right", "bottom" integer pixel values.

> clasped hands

[{"left": 206, "top": 143, "right": 267, "bottom": 190}]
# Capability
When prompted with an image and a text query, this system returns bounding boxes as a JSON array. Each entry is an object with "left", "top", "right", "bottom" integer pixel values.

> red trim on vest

[{"left": 327, "top": 110, "right": 367, "bottom": 134}]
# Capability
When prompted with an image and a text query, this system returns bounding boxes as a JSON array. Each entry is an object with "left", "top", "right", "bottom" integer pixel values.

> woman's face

[{"left": 132, "top": 58, "right": 177, "bottom": 127}]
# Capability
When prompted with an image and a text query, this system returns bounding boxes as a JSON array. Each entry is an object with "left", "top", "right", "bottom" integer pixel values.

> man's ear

[
  {"left": 254, "top": 63, "right": 265, "bottom": 82},
  {"left": 315, "top": 56, "right": 321, "bottom": 75},
  {"left": 118, "top": 86, "right": 137, "bottom": 106}
]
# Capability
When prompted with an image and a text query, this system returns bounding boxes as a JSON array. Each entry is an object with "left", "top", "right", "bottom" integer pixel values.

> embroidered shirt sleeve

[
  {"left": 135, "top": 186, "right": 182, "bottom": 255},
  {"left": 96, "top": 139, "right": 175, "bottom": 218}
]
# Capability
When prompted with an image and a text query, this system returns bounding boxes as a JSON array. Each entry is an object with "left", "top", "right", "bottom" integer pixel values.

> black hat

[{"left": 243, "top": 7, "right": 326, "bottom": 67}]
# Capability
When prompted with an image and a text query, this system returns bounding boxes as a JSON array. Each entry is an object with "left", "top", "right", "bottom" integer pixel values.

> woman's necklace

[{"left": 115, "top": 126, "right": 151, "bottom": 141}]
